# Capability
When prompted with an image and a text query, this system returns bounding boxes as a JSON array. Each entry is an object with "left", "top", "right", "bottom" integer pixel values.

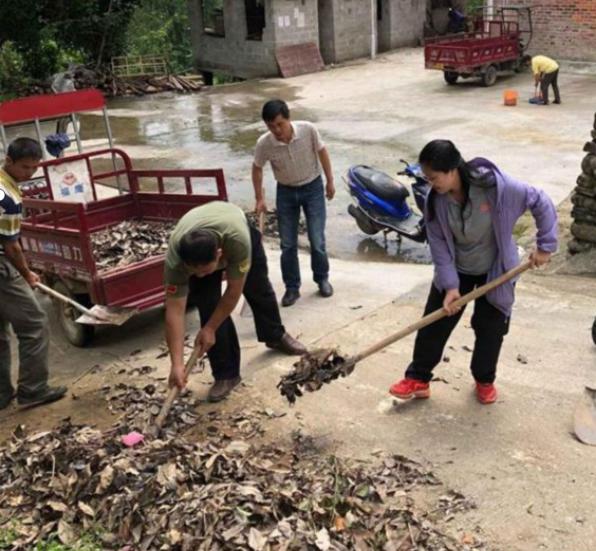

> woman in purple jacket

[{"left": 389, "top": 140, "right": 558, "bottom": 404}]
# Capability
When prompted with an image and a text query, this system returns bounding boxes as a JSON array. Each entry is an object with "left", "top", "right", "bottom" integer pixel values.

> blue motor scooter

[{"left": 346, "top": 160, "right": 430, "bottom": 244}]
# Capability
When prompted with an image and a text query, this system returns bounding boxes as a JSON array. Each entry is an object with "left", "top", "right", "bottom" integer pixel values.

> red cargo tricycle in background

[{"left": 424, "top": 7, "right": 533, "bottom": 87}]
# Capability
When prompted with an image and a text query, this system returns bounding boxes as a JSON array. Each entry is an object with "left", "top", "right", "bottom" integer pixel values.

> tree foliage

[
  {"left": 0, "top": 0, "right": 197, "bottom": 96},
  {"left": 0, "top": 0, "right": 140, "bottom": 82},
  {"left": 126, "top": 0, "right": 193, "bottom": 73},
  {"left": 0, "top": 41, "right": 27, "bottom": 98}
]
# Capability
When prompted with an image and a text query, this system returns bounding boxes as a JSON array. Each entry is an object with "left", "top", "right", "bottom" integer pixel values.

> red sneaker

[
  {"left": 476, "top": 383, "right": 497, "bottom": 404},
  {"left": 389, "top": 378, "right": 430, "bottom": 399}
]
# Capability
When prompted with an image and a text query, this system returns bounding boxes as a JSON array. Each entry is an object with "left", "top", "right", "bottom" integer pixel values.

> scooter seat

[{"left": 351, "top": 165, "right": 410, "bottom": 203}]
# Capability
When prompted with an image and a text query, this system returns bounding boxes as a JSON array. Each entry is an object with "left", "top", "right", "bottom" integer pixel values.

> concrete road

[
  {"left": 2, "top": 247, "right": 595, "bottom": 550},
  {"left": 1, "top": 48, "right": 595, "bottom": 549},
  {"left": 68, "top": 47, "right": 596, "bottom": 261}
]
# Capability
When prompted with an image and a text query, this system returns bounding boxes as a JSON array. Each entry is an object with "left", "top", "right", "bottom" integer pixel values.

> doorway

[{"left": 317, "top": 0, "right": 335, "bottom": 65}]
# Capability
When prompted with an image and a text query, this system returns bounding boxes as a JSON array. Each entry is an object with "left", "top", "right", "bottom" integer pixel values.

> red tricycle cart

[
  {"left": 20, "top": 147, "right": 227, "bottom": 346},
  {"left": 424, "top": 7, "right": 533, "bottom": 87},
  {"left": 0, "top": 89, "right": 229, "bottom": 346}
]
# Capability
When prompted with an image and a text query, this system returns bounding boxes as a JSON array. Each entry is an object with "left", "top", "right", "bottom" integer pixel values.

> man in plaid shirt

[{"left": 252, "top": 100, "right": 335, "bottom": 307}]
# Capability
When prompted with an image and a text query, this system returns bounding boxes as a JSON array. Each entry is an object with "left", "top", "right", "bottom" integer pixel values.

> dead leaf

[
  {"left": 78, "top": 501, "right": 95, "bottom": 517},
  {"left": 57, "top": 520, "right": 76, "bottom": 545},
  {"left": 248, "top": 527, "right": 267, "bottom": 550},
  {"left": 96, "top": 464, "right": 114, "bottom": 494},
  {"left": 315, "top": 527, "right": 331, "bottom": 550}
]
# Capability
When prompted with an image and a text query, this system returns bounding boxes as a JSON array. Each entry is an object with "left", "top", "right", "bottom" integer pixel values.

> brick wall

[{"left": 470, "top": 0, "right": 596, "bottom": 62}]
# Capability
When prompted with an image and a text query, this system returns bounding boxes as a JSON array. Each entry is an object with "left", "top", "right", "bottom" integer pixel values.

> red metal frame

[
  {"left": 0, "top": 89, "right": 105, "bottom": 124},
  {"left": 424, "top": 21, "right": 521, "bottom": 73},
  {"left": 20, "top": 148, "right": 228, "bottom": 310}
]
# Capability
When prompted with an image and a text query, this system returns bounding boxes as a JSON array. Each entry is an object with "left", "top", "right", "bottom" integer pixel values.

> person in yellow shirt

[
  {"left": 1, "top": 138, "right": 67, "bottom": 409},
  {"left": 530, "top": 55, "right": 561, "bottom": 105}
]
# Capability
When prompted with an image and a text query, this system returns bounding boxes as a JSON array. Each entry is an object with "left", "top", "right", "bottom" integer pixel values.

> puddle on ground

[{"left": 5, "top": 81, "right": 431, "bottom": 265}]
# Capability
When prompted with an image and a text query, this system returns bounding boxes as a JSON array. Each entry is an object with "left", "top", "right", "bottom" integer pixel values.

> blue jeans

[{"left": 276, "top": 176, "right": 329, "bottom": 291}]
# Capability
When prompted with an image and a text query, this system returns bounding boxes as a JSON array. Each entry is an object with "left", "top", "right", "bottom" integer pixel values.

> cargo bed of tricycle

[{"left": 21, "top": 148, "right": 228, "bottom": 345}]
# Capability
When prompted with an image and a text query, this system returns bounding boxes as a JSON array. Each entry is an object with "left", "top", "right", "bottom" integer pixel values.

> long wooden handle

[
  {"left": 36, "top": 282, "right": 96, "bottom": 318},
  {"left": 352, "top": 261, "right": 532, "bottom": 364},
  {"left": 154, "top": 348, "right": 201, "bottom": 430}
]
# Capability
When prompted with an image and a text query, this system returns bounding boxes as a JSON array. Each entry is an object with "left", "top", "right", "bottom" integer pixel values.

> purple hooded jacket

[{"left": 425, "top": 157, "right": 558, "bottom": 316}]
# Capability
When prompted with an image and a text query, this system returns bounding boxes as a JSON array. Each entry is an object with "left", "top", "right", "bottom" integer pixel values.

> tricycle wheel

[
  {"left": 52, "top": 281, "right": 95, "bottom": 347},
  {"left": 482, "top": 65, "right": 498, "bottom": 87},
  {"left": 592, "top": 317, "right": 596, "bottom": 345},
  {"left": 444, "top": 71, "right": 459, "bottom": 85}
]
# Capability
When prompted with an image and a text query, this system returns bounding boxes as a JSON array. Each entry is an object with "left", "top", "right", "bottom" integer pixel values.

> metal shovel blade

[
  {"left": 76, "top": 305, "right": 138, "bottom": 326},
  {"left": 573, "top": 386, "right": 596, "bottom": 446}
]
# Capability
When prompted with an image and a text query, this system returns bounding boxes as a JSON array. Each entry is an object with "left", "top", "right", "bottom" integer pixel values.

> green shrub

[{"left": 0, "top": 40, "right": 28, "bottom": 97}]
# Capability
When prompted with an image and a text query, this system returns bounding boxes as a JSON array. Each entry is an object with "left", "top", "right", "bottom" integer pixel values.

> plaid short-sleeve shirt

[{"left": 254, "top": 121, "right": 325, "bottom": 187}]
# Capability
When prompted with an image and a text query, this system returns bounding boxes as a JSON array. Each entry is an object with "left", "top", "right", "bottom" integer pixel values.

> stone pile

[{"left": 569, "top": 113, "right": 596, "bottom": 253}]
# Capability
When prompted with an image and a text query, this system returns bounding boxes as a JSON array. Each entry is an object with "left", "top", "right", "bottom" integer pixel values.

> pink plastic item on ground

[{"left": 121, "top": 431, "right": 145, "bottom": 447}]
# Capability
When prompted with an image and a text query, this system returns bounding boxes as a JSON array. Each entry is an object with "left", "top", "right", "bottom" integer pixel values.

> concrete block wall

[
  {"left": 187, "top": 0, "right": 429, "bottom": 78},
  {"left": 384, "top": 0, "right": 427, "bottom": 49},
  {"left": 188, "top": 0, "right": 278, "bottom": 78},
  {"left": 329, "top": 0, "right": 374, "bottom": 63},
  {"left": 270, "top": 0, "right": 319, "bottom": 46},
  {"left": 188, "top": 0, "right": 319, "bottom": 79}
]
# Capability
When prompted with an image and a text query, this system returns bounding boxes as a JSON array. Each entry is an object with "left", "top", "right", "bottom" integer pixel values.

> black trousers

[
  {"left": 188, "top": 225, "right": 285, "bottom": 380},
  {"left": 405, "top": 273, "right": 510, "bottom": 384},
  {"left": 541, "top": 69, "right": 561, "bottom": 104}
]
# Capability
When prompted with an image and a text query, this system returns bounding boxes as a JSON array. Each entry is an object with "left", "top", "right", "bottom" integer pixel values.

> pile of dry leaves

[
  {"left": 278, "top": 348, "right": 354, "bottom": 405},
  {"left": 91, "top": 220, "right": 175, "bottom": 270},
  {"left": 245, "top": 210, "right": 307, "bottom": 240},
  {"left": 0, "top": 383, "right": 482, "bottom": 550}
]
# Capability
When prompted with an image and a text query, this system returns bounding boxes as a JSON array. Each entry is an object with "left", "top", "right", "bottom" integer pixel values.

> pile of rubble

[
  {"left": 91, "top": 220, "right": 175, "bottom": 270},
  {"left": 570, "top": 113, "right": 596, "bottom": 254},
  {"left": 0, "top": 382, "right": 483, "bottom": 550}
]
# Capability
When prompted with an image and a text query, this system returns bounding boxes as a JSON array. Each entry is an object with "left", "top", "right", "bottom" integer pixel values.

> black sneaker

[
  {"left": 281, "top": 289, "right": 300, "bottom": 307},
  {"left": 18, "top": 385, "right": 67, "bottom": 408}
]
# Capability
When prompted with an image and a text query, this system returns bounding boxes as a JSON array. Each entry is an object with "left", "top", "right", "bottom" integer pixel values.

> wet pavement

[
  {"left": 79, "top": 79, "right": 432, "bottom": 265},
  {"left": 11, "top": 48, "right": 595, "bottom": 265}
]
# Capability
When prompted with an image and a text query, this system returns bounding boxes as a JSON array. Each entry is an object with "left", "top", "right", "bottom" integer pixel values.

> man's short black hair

[
  {"left": 178, "top": 229, "right": 218, "bottom": 266},
  {"left": 7, "top": 137, "right": 42, "bottom": 162},
  {"left": 262, "top": 99, "right": 290, "bottom": 122}
]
